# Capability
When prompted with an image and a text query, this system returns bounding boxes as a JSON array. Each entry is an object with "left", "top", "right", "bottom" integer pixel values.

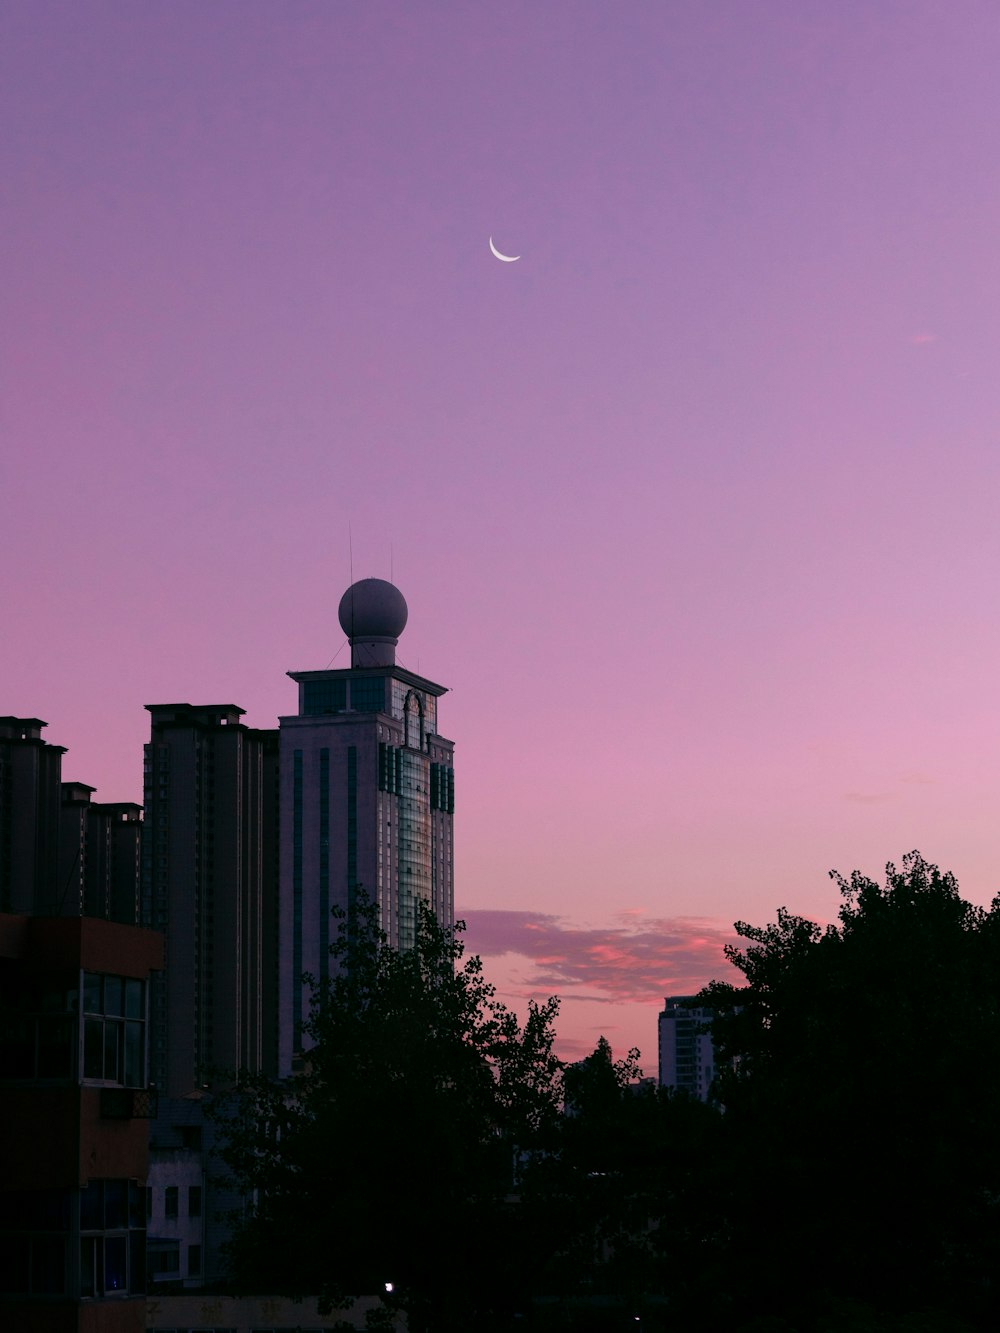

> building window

[
  {"left": 164, "top": 1186, "right": 178, "bottom": 1219},
  {"left": 179, "top": 1124, "right": 202, "bottom": 1150},
  {"left": 404, "top": 691, "right": 423, "bottom": 750},
  {"left": 0, "top": 970, "right": 77, "bottom": 1082},
  {"left": 82, "top": 973, "right": 146, "bottom": 1088},
  {"left": 79, "top": 1179, "right": 146, "bottom": 1298},
  {"left": 302, "top": 678, "right": 347, "bottom": 715},
  {"left": 146, "top": 1240, "right": 180, "bottom": 1281},
  {"left": 187, "top": 1242, "right": 202, "bottom": 1277},
  {"left": 319, "top": 748, "right": 330, "bottom": 980},
  {"left": 351, "top": 676, "right": 386, "bottom": 713},
  {"left": 188, "top": 1185, "right": 202, "bottom": 1218},
  {"left": 0, "top": 1189, "right": 69, "bottom": 1295},
  {"left": 293, "top": 750, "right": 303, "bottom": 1040}
]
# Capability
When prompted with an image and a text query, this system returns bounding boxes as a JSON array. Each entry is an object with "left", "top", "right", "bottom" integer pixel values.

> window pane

[
  {"left": 104, "top": 1235, "right": 128, "bottom": 1293},
  {"left": 103, "top": 1021, "right": 121, "bottom": 1082},
  {"left": 37, "top": 1016, "right": 74, "bottom": 1079},
  {"left": 164, "top": 1186, "right": 178, "bottom": 1219},
  {"left": 187, "top": 1243, "right": 201, "bottom": 1276},
  {"left": 129, "top": 1229, "right": 146, "bottom": 1294},
  {"left": 80, "top": 1236, "right": 97, "bottom": 1298},
  {"left": 124, "top": 979, "right": 143, "bottom": 1018},
  {"left": 84, "top": 1019, "right": 104, "bottom": 1079},
  {"left": 124, "top": 1021, "right": 142, "bottom": 1088},
  {"left": 80, "top": 1180, "right": 103, "bottom": 1231},
  {"left": 129, "top": 1181, "right": 145, "bottom": 1229},
  {"left": 83, "top": 973, "right": 102, "bottom": 1014},
  {"left": 188, "top": 1186, "right": 202, "bottom": 1218},
  {"left": 104, "top": 1180, "right": 127, "bottom": 1230},
  {"left": 103, "top": 976, "right": 124, "bottom": 1017},
  {"left": 352, "top": 677, "right": 386, "bottom": 712}
]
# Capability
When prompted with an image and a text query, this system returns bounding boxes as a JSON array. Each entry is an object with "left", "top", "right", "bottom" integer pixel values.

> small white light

[{"left": 385, "top": 1282, "right": 394, "bottom": 1293}]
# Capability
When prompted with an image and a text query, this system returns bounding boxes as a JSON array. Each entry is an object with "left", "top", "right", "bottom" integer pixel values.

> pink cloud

[{"left": 458, "top": 908, "right": 741, "bottom": 1004}]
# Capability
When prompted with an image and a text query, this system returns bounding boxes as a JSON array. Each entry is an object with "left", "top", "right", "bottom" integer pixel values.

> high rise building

[
  {"left": 142, "top": 705, "right": 279, "bottom": 1097},
  {"left": 658, "top": 996, "right": 716, "bottom": 1101},
  {"left": 278, "top": 579, "right": 455, "bottom": 1073},
  {"left": 0, "top": 717, "right": 65, "bottom": 915},
  {"left": 60, "top": 782, "right": 143, "bottom": 924}
]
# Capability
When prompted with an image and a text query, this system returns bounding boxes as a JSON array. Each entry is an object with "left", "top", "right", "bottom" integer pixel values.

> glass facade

[
  {"left": 346, "top": 746, "right": 358, "bottom": 900},
  {"left": 301, "top": 678, "right": 347, "bottom": 715},
  {"left": 397, "top": 752, "right": 432, "bottom": 951},
  {"left": 319, "top": 748, "right": 330, "bottom": 981},
  {"left": 283, "top": 663, "right": 452, "bottom": 1052},
  {"left": 292, "top": 751, "right": 303, "bottom": 1040},
  {"left": 390, "top": 679, "right": 436, "bottom": 734},
  {"left": 350, "top": 677, "right": 386, "bottom": 713}
]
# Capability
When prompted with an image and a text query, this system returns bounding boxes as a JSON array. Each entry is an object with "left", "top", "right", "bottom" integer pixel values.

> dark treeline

[{"left": 212, "top": 853, "right": 1000, "bottom": 1332}]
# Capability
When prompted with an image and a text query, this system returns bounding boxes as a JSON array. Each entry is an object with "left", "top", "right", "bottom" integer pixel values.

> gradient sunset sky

[{"left": 5, "top": 1, "right": 1000, "bottom": 1063}]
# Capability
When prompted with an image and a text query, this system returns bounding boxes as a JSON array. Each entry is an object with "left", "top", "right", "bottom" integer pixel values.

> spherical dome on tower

[{"left": 338, "top": 578, "right": 408, "bottom": 643}]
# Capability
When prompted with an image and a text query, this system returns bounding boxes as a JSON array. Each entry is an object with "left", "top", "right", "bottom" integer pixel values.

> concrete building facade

[
  {"left": 0, "top": 913, "right": 163, "bottom": 1332},
  {"left": 142, "top": 705, "right": 279, "bottom": 1098},
  {"left": 59, "top": 784, "right": 143, "bottom": 925},
  {"left": 658, "top": 996, "right": 716, "bottom": 1101},
  {"left": 278, "top": 579, "right": 455, "bottom": 1073},
  {"left": 0, "top": 718, "right": 65, "bottom": 916}
]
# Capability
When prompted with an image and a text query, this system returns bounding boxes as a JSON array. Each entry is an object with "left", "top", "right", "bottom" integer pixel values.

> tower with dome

[{"left": 277, "top": 578, "right": 455, "bottom": 1074}]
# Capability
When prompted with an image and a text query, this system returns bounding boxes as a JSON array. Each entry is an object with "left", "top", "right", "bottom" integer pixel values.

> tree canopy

[
  {"left": 212, "top": 895, "right": 562, "bottom": 1331},
  {"left": 701, "top": 851, "right": 1000, "bottom": 1329},
  {"left": 213, "top": 853, "right": 1000, "bottom": 1331}
]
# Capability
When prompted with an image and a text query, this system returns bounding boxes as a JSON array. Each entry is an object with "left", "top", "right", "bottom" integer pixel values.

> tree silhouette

[
  {"left": 701, "top": 852, "right": 1000, "bottom": 1329},
  {"left": 212, "top": 893, "right": 561, "bottom": 1332}
]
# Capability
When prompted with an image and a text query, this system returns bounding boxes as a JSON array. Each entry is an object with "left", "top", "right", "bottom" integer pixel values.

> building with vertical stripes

[
  {"left": 278, "top": 579, "right": 455, "bottom": 1075},
  {"left": 0, "top": 717, "right": 65, "bottom": 916},
  {"left": 142, "top": 705, "right": 279, "bottom": 1098}
]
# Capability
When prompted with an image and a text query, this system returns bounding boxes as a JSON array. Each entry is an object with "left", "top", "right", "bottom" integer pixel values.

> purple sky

[{"left": 4, "top": 1, "right": 1000, "bottom": 1064}]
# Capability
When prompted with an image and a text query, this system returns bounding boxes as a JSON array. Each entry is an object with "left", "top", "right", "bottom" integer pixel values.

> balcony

[{"left": 100, "top": 1086, "right": 159, "bottom": 1119}]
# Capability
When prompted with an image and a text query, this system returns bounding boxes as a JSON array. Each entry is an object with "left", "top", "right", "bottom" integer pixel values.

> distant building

[
  {"left": 278, "top": 579, "right": 455, "bottom": 1074},
  {"left": 60, "top": 782, "right": 143, "bottom": 924},
  {"left": 0, "top": 717, "right": 65, "bottom": 915},
  {"left": 146, "top": 1110, "right": 206, "bottom": 1291},
  {"left": 1, "top": 718, "right": 142, "bottom": 925},
  {"left": 658, "top": 996, "right": 716, "bottom": 1101},
  {"left": 142, "top": 704, "right": 279, "bottom": 1098},
  {"left": 0, "top": 912, "right": 163, "bottom": 1331}
]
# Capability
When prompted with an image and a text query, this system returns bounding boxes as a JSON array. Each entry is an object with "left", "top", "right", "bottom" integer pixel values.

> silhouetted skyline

[{"left": 5, "top": 2, "right": 1000, "bottom": 1058}]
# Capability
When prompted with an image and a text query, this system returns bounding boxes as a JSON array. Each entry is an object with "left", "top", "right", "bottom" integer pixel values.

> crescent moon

[{"left": 489, "top": 236, "right": 520, "bottom": 263}]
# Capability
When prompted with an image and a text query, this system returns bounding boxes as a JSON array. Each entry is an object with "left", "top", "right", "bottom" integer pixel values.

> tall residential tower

[
  {"left": 658, "top": 996, "right": 717, "bottom": 1101},
  {"left": 142, "top": 704, "right": 279, "bottom": 1096},
  {"left": 278, "top": 579, "right": 455, "bottom": 1073}
]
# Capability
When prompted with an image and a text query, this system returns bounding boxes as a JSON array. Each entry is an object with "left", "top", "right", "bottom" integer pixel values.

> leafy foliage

[
  {"left": 214, "top": 852, "right": 1000, "bottom": 1331},
  {"left": 212, "top": 894, "right": 562, "bottom": 1331},
  {"left": 701, "top": 852, "right": 1000, "bottom": 1328}
]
